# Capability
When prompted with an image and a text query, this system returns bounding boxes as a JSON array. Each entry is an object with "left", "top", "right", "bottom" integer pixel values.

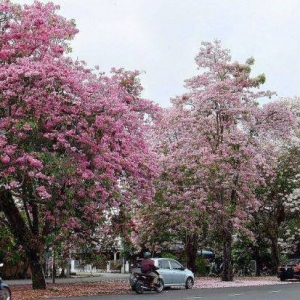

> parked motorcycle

[
  {"left": 208, "top": 260, "right": 223, "bottom": 277},
  {"left": 261, "top": 266, "right": 272, "bottom": 276},
  {"left": 131, "top": 271, "right": 164, "bottom": 294},
  {"left": 0, "top": 263, "right": 11, "bottom": 300}
]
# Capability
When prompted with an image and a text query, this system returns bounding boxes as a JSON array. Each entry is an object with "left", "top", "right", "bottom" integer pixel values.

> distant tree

[
  {"left": 0, "top": 1, "right": 159, "bottom": 289},
  {"left": 252, "top": 147, "right": 299, "bottom": 271},
  {"left": 275, "top": 98, "right": 300, "bottom": 259},
  {"left": 126, "top": 105, "right": 213, "bottom": 270},
  {"left": 232, "top": 98, "right": 300, "bottom": 274},
  {"left": 153, "top": 40, "right": 294, "bottom": 281},
  {"left": 133, "top": 164, "right": 211, "bottom": 273}
]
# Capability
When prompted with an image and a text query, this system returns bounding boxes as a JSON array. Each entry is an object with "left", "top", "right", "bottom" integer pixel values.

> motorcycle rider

[{"left": 140, "top": 252, "right": 159, "bottom": 287}]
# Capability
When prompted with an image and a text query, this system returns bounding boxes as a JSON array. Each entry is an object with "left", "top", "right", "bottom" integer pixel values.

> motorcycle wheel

[
  {"left": 155, "top": 278, "right": 164, "bottom": 293},
  {"left": 1, "top": 286, "right": 12, "bottom": 300},
  {"left": 134, "top": 281, "right": 144, "bottom": 294}
]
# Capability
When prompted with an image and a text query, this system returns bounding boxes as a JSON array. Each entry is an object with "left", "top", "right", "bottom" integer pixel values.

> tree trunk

[
  {"left": 59, "top": 267, "right": 67, "bottom": 278},
  {"left": 0, "top": 188, "right": 46, "bottom": 289},
  {"left": 28, "top": 249, "right": 46, "bottom": 289},
  {"left": 270, "top": 236, "right": 280, "bottom": 273},
  {"left": 185, "top": 233, "right": 198, "bottom": 274},
  {"left": 221, "top": 228, "right": 233, "bottom": 281},
  {"left": 21, "top": 262, "right": 30, "bottom": 279},
  {"left": 253, "top": 246, "right": 262, "bottom": 276}
]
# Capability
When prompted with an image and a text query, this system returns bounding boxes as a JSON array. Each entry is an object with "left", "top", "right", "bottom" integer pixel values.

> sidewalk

[
  {"left": 6, "top": 272, "right": 129, "bottom": 286},
  {"left": 6, "top": 272, "right": 286, "bottom": 288}
]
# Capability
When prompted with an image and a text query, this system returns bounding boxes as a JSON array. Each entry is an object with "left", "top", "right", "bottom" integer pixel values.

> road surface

[{"left": 48, "top": 282, "right": 300, "bottom": 300}]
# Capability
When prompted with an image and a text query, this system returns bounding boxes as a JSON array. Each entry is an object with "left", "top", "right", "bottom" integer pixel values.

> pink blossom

[
  {"left": 36, "top": 186, "right": 51, "bottom": 199},
  {"left": 1, "top": 155, "right": 10, "bottom": 163},
  {"left": 27, "top": 156, "right": 43, "bottom": 169},
  {"left": 82, "top": 170, "right": 94, "bottom": 180},
  {"left": 9, "top": 180, "right": 19, "bottom": 189},
  {"left": 28, "top": 171, "right": 35, "bottom": 177},
  {"left": 7, "top": 166, "right": 15, "bottom": 173},
  {"left": 22, "top": 123, "right": 32, "bottom": 131}
]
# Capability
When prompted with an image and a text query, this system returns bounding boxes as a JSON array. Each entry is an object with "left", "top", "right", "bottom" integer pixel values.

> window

[
  {"left": 158, "top": 259, "right": 170, "bottom": 269},
  {"left": 170, "top": 260, "right": 183, "bottom": 270}
]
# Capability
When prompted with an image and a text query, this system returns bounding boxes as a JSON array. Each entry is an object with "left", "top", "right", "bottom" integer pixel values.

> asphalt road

[{"left": 48, "top": 283, "right": 300, "bottom": 300}]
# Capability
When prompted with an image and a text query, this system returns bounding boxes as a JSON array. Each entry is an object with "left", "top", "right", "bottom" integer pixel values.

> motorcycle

[
  {"left": 261, "top": 266, "right": 272, "bottom": 276},
  {"left": 208, "top": 260, "right": 223, "bottom": 277},
  {"left": 0, "top": 263, "right": 11, "bottom": 300},
  {"left": 131, "top": 271, "right": 164, "bottom": 294}
]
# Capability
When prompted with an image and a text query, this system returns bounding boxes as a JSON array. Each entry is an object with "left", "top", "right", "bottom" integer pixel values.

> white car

[{"left": 129, "top": 257, "right": 194, "bottom": 290}]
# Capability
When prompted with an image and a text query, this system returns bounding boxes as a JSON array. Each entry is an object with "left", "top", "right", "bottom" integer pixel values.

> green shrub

[
  {"left": 161, "top": 252, "right": 178, "bottom": 260},
  {"left": 195, "top": 256, "right": 208, "bottom": 276}
]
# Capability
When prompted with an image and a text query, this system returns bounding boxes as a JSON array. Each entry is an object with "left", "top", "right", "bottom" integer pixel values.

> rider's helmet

[{"left": 143, "top": 251, "right": 151, "bottom": 259}]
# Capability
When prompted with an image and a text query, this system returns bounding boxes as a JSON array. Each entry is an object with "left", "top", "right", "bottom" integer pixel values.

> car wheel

[
  {"left": 1, "top": 286, "right": 11, "bottom": 300},
  {"left": 185, "top": 277, "right": 194, "bottom": 289}
]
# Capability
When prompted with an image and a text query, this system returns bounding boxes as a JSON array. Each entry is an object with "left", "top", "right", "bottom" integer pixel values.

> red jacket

[{"left": 141, "top": 258, "right": 155, "bottom": 274}]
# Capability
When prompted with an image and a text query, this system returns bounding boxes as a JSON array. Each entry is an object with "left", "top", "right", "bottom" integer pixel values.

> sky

[{"left": 12, "top": 0, "right": 300, "bottom": 108}]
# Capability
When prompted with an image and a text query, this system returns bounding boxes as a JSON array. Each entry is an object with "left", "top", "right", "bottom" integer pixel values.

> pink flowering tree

[
  {"left": 221, "top": 97, "right": 300, "bottom": 275},
  {"left": 133, "top": 108, "right": 212, "bottom": 272},
  {"left": 262, "top": 145, "right": 300, "bottom": 268},
  {"left": 0, "top": 1, "right": 159, "bottom": 289},
  {"left": 270, "top": 98, "right": 300, "bottom": 260},
  {"left": 280, "top": 98, "right": 300, "bottom": 255},
  {"left": 153, "top": 41, "right": 294, "bottom": 281},
  {"left": 244, "top": 98, "right": 300, "bottom": 272}
]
